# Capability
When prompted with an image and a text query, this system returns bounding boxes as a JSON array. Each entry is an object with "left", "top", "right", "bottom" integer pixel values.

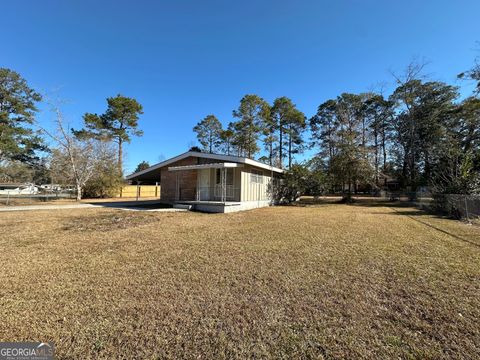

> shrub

[{"left": 83, "top": 163, "right": 123, "bottom": 198}]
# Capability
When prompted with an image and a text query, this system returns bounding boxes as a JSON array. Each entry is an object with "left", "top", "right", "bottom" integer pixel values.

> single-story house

[{"left": 126, "top": 151, "right": 284, "bottom": 213}]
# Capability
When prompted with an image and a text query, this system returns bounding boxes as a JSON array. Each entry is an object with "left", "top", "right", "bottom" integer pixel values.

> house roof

[
  {"left": 126, "top": 151, "right": 284, "bottom": 180},
  {"left": 168, "top": 162, "right": 244, "bottom": 171},
  {"left": 378, "top": 172, "right": 399, "bottom": 183}
]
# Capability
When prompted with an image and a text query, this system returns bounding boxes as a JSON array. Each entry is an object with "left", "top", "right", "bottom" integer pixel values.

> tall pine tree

[
  {"left": 74, "top": 94, "right": 143, "bottom": 176},
  {"left": 232, "top": 94, "right": 270, "bottom": 158}
]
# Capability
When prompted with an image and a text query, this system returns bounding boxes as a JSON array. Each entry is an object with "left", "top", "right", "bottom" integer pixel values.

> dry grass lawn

[
  {"left": 0, "top": 196, "right": 161, "bottom": 207},
  {"left": 0, "top": 201, "right": 479, "bottom": 359}
]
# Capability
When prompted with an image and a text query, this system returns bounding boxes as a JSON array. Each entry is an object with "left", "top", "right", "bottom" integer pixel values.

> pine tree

[
  {"left": 193, "top": 114, "right": 222, "bottom": 153},
  {"left": 74, "top": 94, "right": 143, "bottom": 176},
  {"left": 232, "top": 95, "right": 270, "bottom": 158}
]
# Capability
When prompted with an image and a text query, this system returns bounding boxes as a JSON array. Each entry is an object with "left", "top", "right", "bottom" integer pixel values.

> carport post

[{"left": 222, "top": 168, "right": 226, "bottom": 202}]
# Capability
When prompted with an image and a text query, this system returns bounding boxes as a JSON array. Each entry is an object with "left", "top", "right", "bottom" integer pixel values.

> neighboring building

[
  {"left": 126, "top": 151, "right": 284, "bottom": 213},
  {"left": 0, "top": 183, "right": 39, "bottom": 195},
  {"left": 378, "top": 173, "right": 400, "bottom": 191},
  {"left": 39, "top": 184, "right": 64, "bottom": 191}
]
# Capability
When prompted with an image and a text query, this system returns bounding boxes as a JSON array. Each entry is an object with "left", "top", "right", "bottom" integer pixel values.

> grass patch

[
  {"left": 62, "top": 212, "right": 158, "bottom": 232},
  {"left": 0, "top": 204, "right": 479, "bottom": 358}
]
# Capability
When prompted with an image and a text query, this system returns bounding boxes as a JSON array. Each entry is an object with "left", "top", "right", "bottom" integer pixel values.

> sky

[{"left": 2, "top": 0, "right": 479, "bottom": 174}]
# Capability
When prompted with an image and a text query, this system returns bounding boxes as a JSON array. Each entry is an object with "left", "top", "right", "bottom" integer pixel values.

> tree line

[
  {"left": 193, "top": 61, "right": 480, "bottom": 196},
  {"left": 0, "top": 67, "right": 144, "bottom": 199},
  {"left": 193, "top": 95, "right": 306, "bottom": 169},
  {"left": 1, "top": 53, "right": 479, "bottom": 200}
]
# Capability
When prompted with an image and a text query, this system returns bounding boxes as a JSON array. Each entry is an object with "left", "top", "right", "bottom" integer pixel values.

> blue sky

[{"left": 2, "top": 0, "right": 479, "bottom": 173}]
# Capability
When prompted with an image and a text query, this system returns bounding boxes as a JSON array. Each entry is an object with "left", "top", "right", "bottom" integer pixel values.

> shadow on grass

[
  {"left": 295, "top": 197, "right": 480, "bottom": 248},
  {"left": 348, "top": 198, "right": 414, "bottom": 208},
  {"left": 374, "top": 210, "right": 433, "bottom": 217},
  {"left": 389, "top": 207, "right": 480, "bottom": 248},
  {"left": 351, "top": 199, "right": 480, "bottom": 248},
  {"left": 85, "top": 199, "right": 172, "bottom": 210},
  {"left": 295, "top": 197, "right": 413, "bottom": 208}
]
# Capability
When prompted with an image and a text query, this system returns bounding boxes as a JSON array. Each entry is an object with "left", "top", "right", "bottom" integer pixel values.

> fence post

[{"left": 464, "top": 196, "right": 469, "bottom": 222}]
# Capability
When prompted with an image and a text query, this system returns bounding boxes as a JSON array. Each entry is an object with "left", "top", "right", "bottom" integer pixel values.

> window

[
  {"left": 215, "top": 168, "right": 234, "bottom": 185},
  {"left": 251, "top": 169, "right": 263, "bottom": 184}
]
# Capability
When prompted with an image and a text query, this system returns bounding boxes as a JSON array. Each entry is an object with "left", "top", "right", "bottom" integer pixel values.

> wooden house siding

[{"left": 240, "top": 165, "right": 273, "bottom": 202}]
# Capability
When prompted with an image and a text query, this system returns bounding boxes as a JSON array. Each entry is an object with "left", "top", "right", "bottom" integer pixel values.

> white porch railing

[{"left": 196, "top": 186, "right": 239, "bottom": 202}]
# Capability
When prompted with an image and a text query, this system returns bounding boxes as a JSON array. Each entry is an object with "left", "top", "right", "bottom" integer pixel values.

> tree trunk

[
  {"left": 410, "top": 151, "right": 415, "bottom": 188},
  {"left": 288, "top": 125, "right": 292, "bottom": 169},
  {"left": 118, "top": 138, "right": 123, "bottom": 176},
  {"left": 424, "top": 149, "right": 431, "bottom": 181},
  {"left": 401, "top": 142, "right": 409, "bottom": 185},
  {"left": 269, "top": 141, "right": 273, "bottom": 166},
  {"left": 362, "top": 118, "right": 366, "bottom": 150},
  {"left": 279, "top": 122, "right": 283, "bottom": 169},
  {"left": 382, "top": 130, "right": 387, "bottom": 173},
  {"left": 374, "top": 130, "right": 379, "bottom": 186},
  {"left": 248, "top": 130, "right": 252, "bottom": 158},
  {"left": 408, "top": 113, "right": 415, "bottom": 188},
  {"left": 76, "top": 184, "right": 82, "bottom": 201},
  {"left": 401, "top": 158, "right": 408, "bottom": 187}
]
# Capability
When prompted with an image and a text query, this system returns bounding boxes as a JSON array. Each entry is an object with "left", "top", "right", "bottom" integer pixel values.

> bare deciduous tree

[{"left": 37, "top": 104, "right": 115, "bottom": 200}]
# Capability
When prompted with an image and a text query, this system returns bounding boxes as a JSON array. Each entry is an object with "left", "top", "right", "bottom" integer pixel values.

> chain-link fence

[
  {"left": 427, "top": 194, "right": 480, "bottom": 221},
  {"left": 384, "top": 191, "right": 480, "bottom": 222},
  {"left": 0, "top": 191, "right": 78, "bottom": 206}
]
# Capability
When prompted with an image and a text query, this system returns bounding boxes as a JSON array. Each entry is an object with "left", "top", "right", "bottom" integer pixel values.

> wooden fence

[{"left": 117, "top": 185, "right": 161, "bottom": 198}]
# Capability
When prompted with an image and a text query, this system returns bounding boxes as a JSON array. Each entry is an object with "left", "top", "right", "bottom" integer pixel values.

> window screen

[{"left": 216, "top": 168, "right": 234, "bottom": 185}]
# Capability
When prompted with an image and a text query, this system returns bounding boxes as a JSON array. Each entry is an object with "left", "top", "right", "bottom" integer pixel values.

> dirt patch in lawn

[{"left": 61, "top": 211, "right": 158, "bottom": 232}]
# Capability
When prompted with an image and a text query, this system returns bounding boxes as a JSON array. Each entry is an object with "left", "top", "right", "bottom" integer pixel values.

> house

[
  {"left": 378, "top": 173, "right": 400, "bottom": 191},
  {"left": 126, "top": 151, "right": 284, "bottom": 213}
]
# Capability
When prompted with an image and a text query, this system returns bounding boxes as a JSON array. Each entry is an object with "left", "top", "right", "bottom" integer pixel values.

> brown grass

[
  {"left": 0, "top": 198, "right": 78, "bottom": 207},
  {"left": 0, "top": 202, "right": 479, "bottom": 359},
  {"left": 0, "top": 197, "right": 161, "bottom": 207}
]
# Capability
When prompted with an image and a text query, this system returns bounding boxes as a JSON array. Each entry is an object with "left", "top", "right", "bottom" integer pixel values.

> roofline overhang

[
  {"left": 168, "top": 162, "right": 244, "bottom": 171},
  {"left": 126, "top": 151, "right": 284, "bottom": 180}
]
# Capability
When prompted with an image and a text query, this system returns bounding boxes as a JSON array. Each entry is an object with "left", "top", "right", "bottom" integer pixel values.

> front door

[{"left": 198, "top": 169, "right": 210, "bottom": 200}]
